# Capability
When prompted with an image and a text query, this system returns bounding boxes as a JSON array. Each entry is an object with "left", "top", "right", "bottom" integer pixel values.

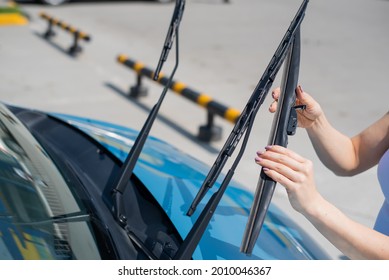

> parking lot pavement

[{"left": 1, "top": 0, "right": 388, "bottom": 259}]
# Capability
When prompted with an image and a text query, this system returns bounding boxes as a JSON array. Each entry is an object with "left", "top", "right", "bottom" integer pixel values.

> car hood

[{"left": 52, "top": 113, "right": 329, "bottom": 260}]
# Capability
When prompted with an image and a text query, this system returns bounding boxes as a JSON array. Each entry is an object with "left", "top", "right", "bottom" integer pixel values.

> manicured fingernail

[
  {"left": 263, "top": 167, "right": 270, "bottom": 172},
  {"left": 255, "top": 157, "right": 261, "bottom": 162},
  {"left": 265, "top": 145, "right": 272, "bottom": 150}
]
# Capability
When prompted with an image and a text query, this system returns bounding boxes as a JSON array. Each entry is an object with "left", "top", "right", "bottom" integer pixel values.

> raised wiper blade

[
  {"left": 241, "top": 27, "right": 302, "bottom": 255},
  {"left": 154, "top": 0, "right": 185, "bottom": 80},
  {"left": 186, "top": 0, "right": 308, "bottom": 217},
  {"left": 176, "top": 0, "right": 308, "bottom": 260}
]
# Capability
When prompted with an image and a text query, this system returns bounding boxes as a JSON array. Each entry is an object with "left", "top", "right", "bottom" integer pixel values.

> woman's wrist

[
  {"left": 300, "top": 193, "right": 328, "bottom": 222},
  {"left": 306, "top": 112, "right": 328, "bottom": 134}
]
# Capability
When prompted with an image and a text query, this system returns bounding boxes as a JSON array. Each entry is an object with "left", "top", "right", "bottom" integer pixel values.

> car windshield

[{"left": 0, "top": 105, "right": 101, "bottom": 260}]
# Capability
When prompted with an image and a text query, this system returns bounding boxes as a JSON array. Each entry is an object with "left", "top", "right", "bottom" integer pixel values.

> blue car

[{"left": 0, "top": 102, "right": 329, "bottom": 260}]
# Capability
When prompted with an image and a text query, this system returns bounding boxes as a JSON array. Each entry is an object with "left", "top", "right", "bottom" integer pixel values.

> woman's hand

[
  {"left": 254, "top": 145, "right": 321, "bottom": 215},
  {"left": 269, "top": 85, "right": 323, "bottom": 129}
]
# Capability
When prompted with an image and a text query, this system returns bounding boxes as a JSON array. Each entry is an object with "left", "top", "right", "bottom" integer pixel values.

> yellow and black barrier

[
  {"left": 117, "top": 54, "right": 241, "bottom": 142},
  {"left": 40, "top": 12, "right": 91, "bottom": 56}
]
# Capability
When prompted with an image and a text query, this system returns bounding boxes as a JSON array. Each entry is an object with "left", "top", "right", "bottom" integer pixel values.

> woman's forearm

[
  {"left": 306, "top": 114, "right": 358, "bottom": 176},
  {"left": 304, "top": 195, "right": 389, "bottom": 260}
]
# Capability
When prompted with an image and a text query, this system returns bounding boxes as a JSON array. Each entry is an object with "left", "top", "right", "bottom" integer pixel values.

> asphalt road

[{"left": 1, "top": 0, "right": 388, "bottom": 259}]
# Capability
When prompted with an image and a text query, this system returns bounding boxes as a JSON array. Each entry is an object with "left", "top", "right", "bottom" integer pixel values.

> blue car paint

[{"left": 52, "top": 113, "right": 329, "bottom": 260}]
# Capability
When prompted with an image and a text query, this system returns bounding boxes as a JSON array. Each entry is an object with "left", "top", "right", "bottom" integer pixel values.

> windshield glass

[{"left": 0, "top": 105, "right": 101, "bottom": 260}]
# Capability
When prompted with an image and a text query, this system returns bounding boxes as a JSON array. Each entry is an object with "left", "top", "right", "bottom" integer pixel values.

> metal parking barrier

[
  {"left": 117, "top": 54, "right": 241, "bottom": 142},
  {"left": 39, "top": 12, "right": 91, "bottom": 56}
]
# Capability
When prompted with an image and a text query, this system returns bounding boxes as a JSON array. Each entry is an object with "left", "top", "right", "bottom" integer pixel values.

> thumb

[{"left": 296, "top": 85, "right": 309, "bottom": 103}]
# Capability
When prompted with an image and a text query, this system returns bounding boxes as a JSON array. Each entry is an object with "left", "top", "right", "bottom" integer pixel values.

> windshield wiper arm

[
  {"left": 175, "top": 0, "right": 308, "bottom": 259},
  {"left": 109, "top": 0, "right": 185, "bottom": 259},
  {"left": 111, "top": 0, "right": 185, "bottom": 224}
]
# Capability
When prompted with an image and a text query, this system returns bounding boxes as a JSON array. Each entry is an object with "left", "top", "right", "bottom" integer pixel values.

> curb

[{"left": 0, "top": 1, "right": 28, "bottom": 26}]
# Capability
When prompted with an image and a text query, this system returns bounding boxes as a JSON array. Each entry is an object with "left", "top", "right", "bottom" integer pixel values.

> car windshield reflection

[{"left": 0, "top": 106, "right": 101, "bottom": 260}]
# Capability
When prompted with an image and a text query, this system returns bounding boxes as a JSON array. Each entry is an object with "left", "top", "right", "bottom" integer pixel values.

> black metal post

[
  {"left": 198, "top": 111, "right": 222, "bottom": 142},
  {"left": 43, "top": 20, "right": 55, "bottom": 39},
  {"left": 68, "top": 31, "right": 82, "bottom": 56},
  {"left": 129, "top": 74, "right": 148, "bottom": 98}
]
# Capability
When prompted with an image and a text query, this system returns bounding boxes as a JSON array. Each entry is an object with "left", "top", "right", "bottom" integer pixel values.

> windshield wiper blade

[
  {"left": 241, "top": 27, "right": 302, "bottom": 255},
  {"left": 239, "top": 4, "right": 307, "bottom": 254},
  {"left": 154, "top": 0, "right": 185, "bottom": 81},
  {"left": 175, "top": 0, "right": 308, "bottom": 260},
  {"left": 186, "top": 0, "right": 308, "bottom": 217}
]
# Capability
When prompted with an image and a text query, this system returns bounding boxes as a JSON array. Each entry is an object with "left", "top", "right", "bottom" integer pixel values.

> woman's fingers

[
  {"left": 262, "top": 168, "right": 294, "bottom": 189},
  {"left": 272, "top": 88, "right": 280, "bottom": 100},
  {"left": 255, "top": 145, "right": 310, "bottom": 185},
  {"left": 254, "top": 145, "right": 318, "bottom": 214},
  {"left": 269, "top": 88, "right": 280, "bottom": 113},
  {"left": 269, "top": 101, "right": 277, "bottom": 113},
  {"left": 263, "top": 145, "right": 306, "bottom": 165}
]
